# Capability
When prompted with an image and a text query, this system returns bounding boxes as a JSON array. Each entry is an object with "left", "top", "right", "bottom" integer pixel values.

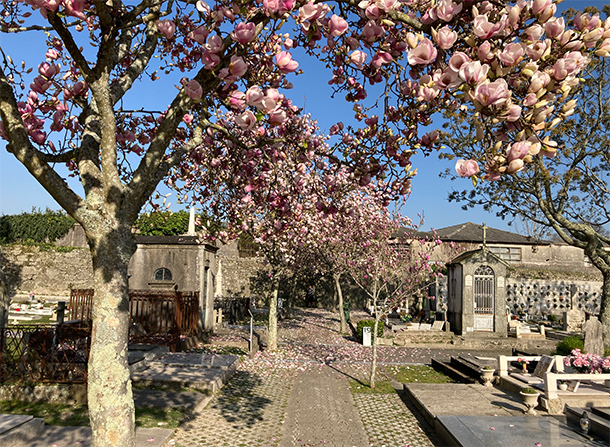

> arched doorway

[{"left": 474, "top": 265, "right": 494, "bottom": 331}]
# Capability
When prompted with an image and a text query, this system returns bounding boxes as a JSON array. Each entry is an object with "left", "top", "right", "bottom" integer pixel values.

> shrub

[
  {"left": 356, "top": 319, "right": 384, "bottom": 340},
  {"left": 553, "top": 335, "right": 584, "bottom": 356},
  {"left": 0, "top": 209, "right": 75, "bottom": 244}
]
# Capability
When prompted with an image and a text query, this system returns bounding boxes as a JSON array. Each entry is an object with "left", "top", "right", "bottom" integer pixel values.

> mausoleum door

[{"left": 473, "top": 265, "right": 494, "bottom": 332}]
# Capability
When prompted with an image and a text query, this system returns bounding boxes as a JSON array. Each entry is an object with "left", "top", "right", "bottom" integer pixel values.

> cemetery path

[{"left": 279, "top": 364, "right": 369, "bottom": 447}]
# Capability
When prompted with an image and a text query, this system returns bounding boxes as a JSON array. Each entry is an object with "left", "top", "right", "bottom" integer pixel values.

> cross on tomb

[{"left": 481, "top": 222, "right": 488, "bottom": 251}]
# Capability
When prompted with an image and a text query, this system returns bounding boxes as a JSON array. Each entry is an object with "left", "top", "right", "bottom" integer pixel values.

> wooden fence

[{"left": 69, "top": 289, "right": 200, "bottom": 346}]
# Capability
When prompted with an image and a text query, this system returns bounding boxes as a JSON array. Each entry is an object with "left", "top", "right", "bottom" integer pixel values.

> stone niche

[{"left": 447, "top": 248, "right": 508, "bottom": 336}]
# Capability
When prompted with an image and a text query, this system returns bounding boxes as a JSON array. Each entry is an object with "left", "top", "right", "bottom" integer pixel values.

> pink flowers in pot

[{"left": 564, "top": 349, "right": 610, "bottom": 374}]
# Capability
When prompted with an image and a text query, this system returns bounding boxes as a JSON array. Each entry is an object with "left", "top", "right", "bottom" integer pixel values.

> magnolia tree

[
  {"left": 174, "top": 112, "right": 361, "bottom": 350},
  {"left": 2, "top": 0, "right": 610, "bottom": 445},
  {"left": 344, "top": 209, "right": 448, "bottom": 388},
  {"left": 302, "top": 187, "right": 394, "bottom": 333}
]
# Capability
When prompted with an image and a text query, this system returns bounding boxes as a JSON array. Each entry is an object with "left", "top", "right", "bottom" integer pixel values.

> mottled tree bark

[
  {"left": 334, "top": 273, "right": 348, "bottom": 334},
  {"left": 86, "top": 222, "right": 137, "bottom": 447},
  {"left": 267, "top": 281, "right": 279, "bottom": 351}
]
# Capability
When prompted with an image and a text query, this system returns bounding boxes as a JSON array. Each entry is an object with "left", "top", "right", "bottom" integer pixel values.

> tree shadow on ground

[{"left": 210, "top": 370, "right": 273, "bottom": 428}]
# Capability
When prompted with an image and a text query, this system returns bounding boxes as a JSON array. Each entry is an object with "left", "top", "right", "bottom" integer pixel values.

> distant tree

[
  {"left": 343, "top": 208, "right": 448, "bottom": 388},
  {"left": 441, "top": 54, "right": 610, "bottom": 335}
]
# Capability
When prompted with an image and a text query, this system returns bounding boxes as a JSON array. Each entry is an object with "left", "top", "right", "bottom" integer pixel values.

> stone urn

[
  {"left": 480, "top": 368, "right": 495, "bottom": 387},
  {"left": 519, "top": 389, "right": 539, "bottom": 415}
]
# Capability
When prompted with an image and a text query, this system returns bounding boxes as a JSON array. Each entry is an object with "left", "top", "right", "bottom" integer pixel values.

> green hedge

[
  {"left": 356, "top": 319, "right": 384, "bottom": 340},
  {"left": 0, "top": 209, "right": 75, "bottom": 244},
  {"left": 553, "top": 335, "right": 584, "bottom": 356}
]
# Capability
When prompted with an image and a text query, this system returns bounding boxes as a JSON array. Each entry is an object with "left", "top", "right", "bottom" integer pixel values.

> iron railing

[{"left": 0, "top": 323, "right": 90, "bottom": 384}]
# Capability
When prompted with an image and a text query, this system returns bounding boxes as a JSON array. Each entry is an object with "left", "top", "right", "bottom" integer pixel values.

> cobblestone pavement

[
  {"left": 168, "top": 309, "right": 460, "bottom": 447},
  {"left": 280, "top": 365, "right": 369, "bottom": 447}
]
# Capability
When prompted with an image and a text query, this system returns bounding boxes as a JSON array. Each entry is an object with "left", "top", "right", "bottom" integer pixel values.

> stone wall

[
  {"left": 216, "top": 255, "right": 267, "bottom": 298},
  {"left": 0, "top": 245, "right": 94, "bottom": 297}
]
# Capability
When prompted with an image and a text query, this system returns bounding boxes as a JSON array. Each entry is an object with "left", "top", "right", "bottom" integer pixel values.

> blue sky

[{"left": 0, "top": 0, "right": 605, "bottom": 234}]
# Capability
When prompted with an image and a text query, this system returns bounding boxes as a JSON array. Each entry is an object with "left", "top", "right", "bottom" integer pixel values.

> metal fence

[
  {"left": 69, "top": 289, "right": 200, "bottom": 347},
  {"left": 0, "top": 323, "right": 90, "bottom": 384}
]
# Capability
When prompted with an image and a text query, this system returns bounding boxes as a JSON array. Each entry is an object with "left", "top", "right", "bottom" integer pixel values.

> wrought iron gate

[{"left": 474, "top": 265, "right": 494, "bottom": 331}]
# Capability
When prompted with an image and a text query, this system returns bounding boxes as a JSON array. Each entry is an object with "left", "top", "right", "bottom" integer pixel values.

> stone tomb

[{"left": 446, "top": 245, "right": 508, "bottom": 336}]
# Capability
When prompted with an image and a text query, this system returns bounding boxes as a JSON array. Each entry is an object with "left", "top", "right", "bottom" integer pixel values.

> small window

[
  {"left": 489, "top": 246, "right": 522, "bottom": 262},
  {"left": 154, "top": 268, "right": 172, "bottom": 281}
]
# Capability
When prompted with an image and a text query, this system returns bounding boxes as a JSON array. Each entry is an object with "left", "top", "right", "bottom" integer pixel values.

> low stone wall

[{"left": 0, "top": 383, "right": 87, "bottom": 404}]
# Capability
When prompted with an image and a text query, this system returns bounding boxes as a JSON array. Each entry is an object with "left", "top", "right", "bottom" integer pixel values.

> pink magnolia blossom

[
  {"left": 204, "top": 35, "right": 223, "bottom": 54},
  {"left": 202, "top": 52, "right": 220, "bottom": 68},
  {"left": 298, "top": 1, "right": 327, "bottom": 22},
  {"left": 371, "top": 51, "right": 392, "bottom": 68},
  {"left": 185, "top": 80, "right": 203, "bottom": 101},
  {"left": 532, "top": 0, "right": 553, "bottom": 15},
  {"left": 195, "top": 0, "right": 210, "bottom": 15},
  {"left": 229, "top": 56, "right": 248, "bottom": 77},
  {"left": 529, "top": 71, "right": 551, "bottom": 93},
  {"left": 545, "top": 17, "right": 565, "bottom": 39},
  {"left": 473, "top": 14, "right": 506, "bottom": 39},
  {"left": 268, "top": 108, "right": 287, "bottom": 126},
  {"left": 156, "top": 20, "right": 176, "bottom": 39},
  {"left": 45, "top": 49, "right": 59, "bottom": 60},
  {"left": 506, "top": 158, "right": 524, "bottom": 174},
  {"left": 245, "top": 86, "right": 265, "bottom": 107},
  {"left": 455, "top": 159, "right": 479, "bottom": 177},
  {"left": 229, "top": 91, "right": 246, "bottom": 109},
  {"left": 30, "top": 76, "right": 51, "bottom": 93},
  {"left": 231, "top": 22, "right": 256, "bottom": 44},
  {"left": 30, "top": 129, "right": 47, "bottom": 144},
  {"left": 499, "top": 43, "right": 525, "bottom": 66},
  {"left": 350, "top": 50, "right": 367, "bottom": 69},
  {"left": 526, "top": 40, "right": 549, "bottom": 61},
  {"left": 448, "top": 52, "right": 470, "bottom": 71},
  {"left": 328, "top": 15, "right": 348, "bottom": 36},
  {"left": 505, "top": 104, "right": 522, "bottom": 122},
  {"left": 235, "top": 110, "right": 257, "bottom": 130},
  {"left": 361, "top": 20, "right": 384, "bottom": 42},
  {"left": 459, "top": 61, "right": 489, "bottom": 84},
  {"left": 474, "top": 79, "right": 510, "bottom": 107},
  {"left": 276, "top": 51, "right": 299, "bottom": 73},
  {"left": 189, "top": 27, "right": 209, "bottom": 44},
  {"left": 63, "top": 0, "right": 86, "bottom": 20},
  {"left": 407, "top": 39, "right": 437, "bottom": 65},
  {"left": 432, "top": 0, "right": 463, "bottom": 22},
  {"left": 477, "top": 41, "right": 492, "bottom": 61},
  {"left": 434, "top": 26, "right": 457, "bottom": 49},
  {"left": 38, "top": 61, "right": 59, "bottom": 79},
  {"left": 263, "top": 0, "right": 294, "bottom": 16},
  {"left": 507, "top": 141, "right": 531, "bottom": 161}
]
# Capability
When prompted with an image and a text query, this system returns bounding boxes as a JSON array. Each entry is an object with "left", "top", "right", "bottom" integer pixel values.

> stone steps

[{"left": 430, "top": 357, "right": 477, "bottom": 384}]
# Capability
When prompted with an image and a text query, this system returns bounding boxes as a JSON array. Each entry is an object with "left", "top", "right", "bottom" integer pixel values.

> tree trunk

[
  {"left": 334, "top": 273, "right": 348, "bottom": 333},
  {"left": 267, "top": 280, "right": 279, "bottom": 351},
  {"left": 87, "top": 225, "right": 137, "bottom": 447},
  {"left": 600, "top": 269, "right": 610, "bottom": 347},
  {"left": 369, "top": 313, "right": 380, "bottom": 389}
]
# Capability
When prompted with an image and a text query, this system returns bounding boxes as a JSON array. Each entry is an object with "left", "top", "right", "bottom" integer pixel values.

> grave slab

[
  {"left": 157, "top": 352, "right": 239, "bottom": 369},
  {"left": 436, "top": 415, "right": 608, "bottom": 447}
]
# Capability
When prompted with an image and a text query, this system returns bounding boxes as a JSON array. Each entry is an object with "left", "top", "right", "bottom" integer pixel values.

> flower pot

[
  {"left": 559, "top": 383, "right": 568, "bottom": 391},
  {"left": 480, "top": 368, "right": 495, "bottom": 387},
  {"left": 520, "top": 391, "right": 539, "bottom": 415}
]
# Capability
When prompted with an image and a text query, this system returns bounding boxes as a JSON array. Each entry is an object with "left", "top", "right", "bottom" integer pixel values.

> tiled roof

[{"left": 429, "top": 222, "right": 548, "bottom": 245}]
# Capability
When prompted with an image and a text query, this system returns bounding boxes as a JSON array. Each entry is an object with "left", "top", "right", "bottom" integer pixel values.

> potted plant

[
  {"left": 517, "top": 357, "right": 530, "bottom": 373},
  {"left": 480, "top": 366, "right": 495, "bottom": 387},
  {"left": 519, "top": 388, "right": 539, "bottom": 415}
]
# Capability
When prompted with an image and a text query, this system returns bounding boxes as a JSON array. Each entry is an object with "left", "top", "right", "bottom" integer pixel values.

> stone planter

[
  {"left": 480, "top": 368, "right": 495, "bottom": 387},
  {"left": 520, "top": 391, "right": 539, "bottom": 415}
]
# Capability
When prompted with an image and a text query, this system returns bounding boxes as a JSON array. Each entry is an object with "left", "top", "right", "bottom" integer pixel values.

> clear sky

[{"left": 0, "top": 0, "right": 605, "bottom": 234}]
